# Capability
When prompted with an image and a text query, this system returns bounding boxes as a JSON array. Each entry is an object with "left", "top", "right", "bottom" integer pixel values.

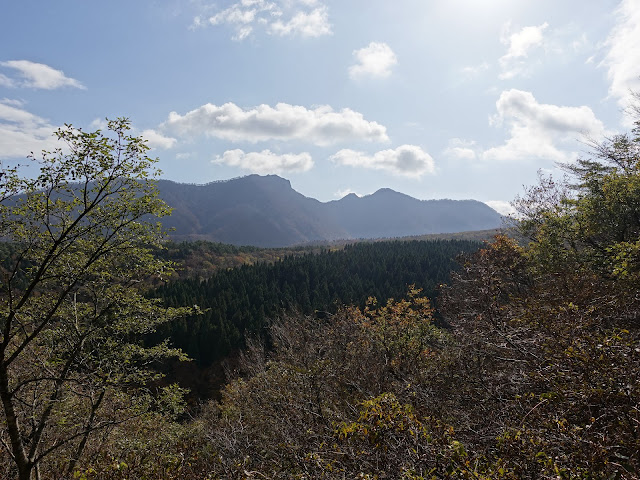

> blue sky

[{"left": 1, "top": 0, "right": 639, "bottom": 214}]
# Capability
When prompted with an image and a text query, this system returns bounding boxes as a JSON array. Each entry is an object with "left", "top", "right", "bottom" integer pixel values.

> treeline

[
  {"left": 156, "top": 240, "right": 329, "bottom": 280},
  {"left": 151, "top": 239, "right": 479, "bottom": 365}
]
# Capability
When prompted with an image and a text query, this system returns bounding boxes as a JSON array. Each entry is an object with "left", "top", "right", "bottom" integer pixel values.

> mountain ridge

[{"left": 157, "top": 174, "right": 503, "bottom": 247}]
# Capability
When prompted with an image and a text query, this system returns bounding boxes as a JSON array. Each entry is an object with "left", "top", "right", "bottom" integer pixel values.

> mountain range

[{"left": 156, "top": 175, "right": 503, "bottom": 247}]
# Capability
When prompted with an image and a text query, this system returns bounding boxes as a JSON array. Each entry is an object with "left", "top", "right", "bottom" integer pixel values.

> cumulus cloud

[
  {"left": 0, "top": 100, "right": 59, "bottom": 159},
  {"left": 88, "top": 119, "right": 176, "bottom": 150},
  {"left": 0, "top": 60, "right": 85, "bottom": 90},
  {"left": 214, "top": 149, "right": 313, "bottom": 173},
  {"left": 483, "top": 89, "right": 606, "bottom": 163},
  {"left": 484, "top": 200, "right": 516, "bottom": 217},
  {"left": 163, "top": 102, "right": 389, "bottom": 146},
  {"left": 140, "top": 129, "right": 177, "bottom": 150},
  {"left": 444, "top": 138, "right": 477, "bottom": 160},
  {"left": 349, "top": 42, "right": 397, "bottom": 79},
  {"left": 208, "top": 4, "right": 260, "bottom": 25},
  {"left": 192, "top": 0, "right": 331, "bottom": 40},
  {"left": 602, "top": 0, "right": 640, "bottom": 121},
  {"left": 499, "top": 21, "right": 548, "bottom": 79},
  {"left": 90, "top": 118, "right": 109, "bottom": 130},
  {"left": 330, "top": 145, "right": 435, "bottom": 177},
  {"left": 270, "top": 6, "right": 331, "bottom": 37}
]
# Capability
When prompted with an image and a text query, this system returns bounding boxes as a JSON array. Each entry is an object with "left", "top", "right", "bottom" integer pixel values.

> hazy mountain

[
  {"left": 157, "top": 175, "right": 503, "bottom": 247},
  {"left": 325, "top": 187, "right": 502, "bottom": 239}
]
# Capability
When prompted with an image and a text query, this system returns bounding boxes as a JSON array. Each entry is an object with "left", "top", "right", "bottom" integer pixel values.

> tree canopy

[
  {"left": 152, "top": 239, "right": 479, "bottom": 366},
  {"left": 2, "top": 109, "right": 640, "bottom": 478},
  {"left": 189, "top": 113, "right": 640, "bottom": 478},
  {"left": 0, "top": 119, "right": 188, "bottom": 480}
]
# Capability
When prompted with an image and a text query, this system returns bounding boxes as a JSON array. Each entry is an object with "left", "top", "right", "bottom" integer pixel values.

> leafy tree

[
  {"left": 0, "top": 119, "right": 188, "bottom": 480},
  {"left": 439, "top": 235, "right": 640, "bottom": 477},
  {"left": 514, "top": 117, "right": 640, "bottom": 278},
  {"left": 435, "top": 111, "right": 640, "bottom": 477},
  {"left": 198, "top": 288, "right": 455, "bottom": 478}
]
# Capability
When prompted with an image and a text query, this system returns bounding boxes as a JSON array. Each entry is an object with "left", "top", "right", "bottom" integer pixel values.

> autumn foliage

[
  {"left": 2, "top": 115, "right": 640, "bottom": 479},
  {"left": 189, "top": 116, "right": 640, "bottom": 478}
]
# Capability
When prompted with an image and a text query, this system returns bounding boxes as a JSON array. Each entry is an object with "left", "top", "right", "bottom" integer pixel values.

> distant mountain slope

[
  {"left": 157, "top": 175, "right": 502, "bottom": 247},
  {"left": 325, "top": 188, "right": 502, "bottom": 239}
]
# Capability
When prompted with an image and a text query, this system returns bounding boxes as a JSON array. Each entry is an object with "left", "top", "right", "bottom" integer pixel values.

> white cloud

[
  {"left": 140, "top": 129, "right": 177, "bottom": 150},
  {"left": 483, "top": 89, "right": 606, "bottom": 163},
  {"left": 349, "top": 42, "right": 397, "bottom": 80},
  {"left": 190, "top": 15, "right": 204, "bottom": 29},
  {"left": 602, "top": 0, "right": 640, "bottom": 121},
  {"left": 88, "top": 119, "right": 175, "bottom": 149},
  {"left": 330, "top": 145, "right": 435, "bottom": 178},
  {"left": 163, "top": 102, "right": 389, "bottom": 146},
  {"left": 89, "top": 118, "right": 178, "bottom": 150},
  {"left": 0, "top": 60, "right": 85, "bottom": 90},
  {"left": 0, "top": 100, "right": 59, "bottom": 159},
  {"left": 0, "top": 108, "right": 177, "bottom": 161},
  {"left": 214, "top": 148, "right": 313, "bottom": 173},
  {"left": 233, "top": 25, "right": 254, "bottom": 41},
  {"left": 444, "top": 138, "right": 477, "bottom": 160},
  {"left": 484, "top": 200, "right": 516, "bottom": 217},
  {"left": 90, "top": 118, "right": 108, "bottom": 130},
  {"left": 0, "top": 74, "right": 15, "bottom": 88},
  {"left": 499, "top": 21, "right": 548, "bottom": 79},
  {"left": 0, "top": 98, "right": 24, "bottom": 107},
  {"left": 334, "top": 188, "right": 360, "bottom": 198},
  {"left": 193, "top": 0, "right": 331, "bottom": 40},
  {"left": 209, "top": 4, "right": 259, "bottom": 25},
  {"left": 269, "top": 7, "right": 331, "bottom": 37}
]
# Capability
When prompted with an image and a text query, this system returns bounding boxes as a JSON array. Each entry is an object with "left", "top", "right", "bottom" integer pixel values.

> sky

[{"left": 1, "top": 0, "right": 640, "bottom": 215}]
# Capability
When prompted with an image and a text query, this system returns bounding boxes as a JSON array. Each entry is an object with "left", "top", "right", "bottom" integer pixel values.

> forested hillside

[
  {"left": 156, "top": 240, "right": 330, "bottom": 280},
  {"left": 156, "top": 230, "right": 503, "bottom": 281},
  {"left": 1, "top": 117, "right": 639, "bottom": 479},
  {"left": 151, "top": 239, "right": 479, "bottom": 365}
]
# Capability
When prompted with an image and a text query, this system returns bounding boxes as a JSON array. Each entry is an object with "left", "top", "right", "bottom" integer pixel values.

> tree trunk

[{"left": 0, "top": 360, "right": 32, "bottom": 480}]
